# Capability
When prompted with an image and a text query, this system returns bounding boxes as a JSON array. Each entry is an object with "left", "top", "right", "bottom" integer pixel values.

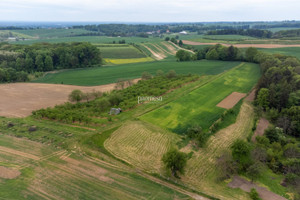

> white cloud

[{"left": 0, "top": 0, "right": 299, "bottom": 22}]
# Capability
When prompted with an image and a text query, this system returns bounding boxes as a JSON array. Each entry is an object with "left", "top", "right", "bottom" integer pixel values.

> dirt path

[
  {"left": 141, "top": 44, "right": 166, "bottom": 60},
  {"left": 139, "top": 172, "right": 209, "bottom": 200},
  {"left": 182, "top": 40, "right": 300, "bottom": 48},
  {"left": 252, "top": 118, "right": 270, "bottom": 142},
  {"left": 245, "top": 88, "right": 256, "bottom": 101},
  {"left": 0, "top": 78, "right": 140, "bottom": 118},
  {"left": 229, "top": 176, "right": 287, "bottom": 200}
]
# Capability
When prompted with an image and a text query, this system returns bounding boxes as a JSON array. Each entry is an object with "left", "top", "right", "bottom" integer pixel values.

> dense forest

[
  {"left": 206, "top": 29, "right": 273, "bottom": 38},
  {"left": 273, "top": 29, "right": 300, "bottom": 38},
  {"left": 0, "top": 42, "right": 102, "bottom": 83}
]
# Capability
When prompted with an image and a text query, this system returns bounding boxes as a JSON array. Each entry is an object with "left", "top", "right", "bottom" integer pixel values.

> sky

[{"left": 0, "top": 0, "right": 299, "bottom": 22}]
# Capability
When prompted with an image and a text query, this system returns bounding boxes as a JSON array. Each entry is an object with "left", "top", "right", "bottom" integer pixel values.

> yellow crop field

[{"left": 104, "top": 57, "right": 154, "bottom": 65}]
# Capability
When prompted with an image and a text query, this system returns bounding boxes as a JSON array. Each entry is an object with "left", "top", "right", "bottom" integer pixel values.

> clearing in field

[
  {"left": 217, "top": 92, "right": 246, "bottom": 109},
  {"left": 140, "top": 62, "right": 261, "bottom": 133},
  {"left": 104, "top": 121, "right": 180, "bottom": 173},
  {"left": 0, "top": 80, "right": 139, "bottom": 117}
]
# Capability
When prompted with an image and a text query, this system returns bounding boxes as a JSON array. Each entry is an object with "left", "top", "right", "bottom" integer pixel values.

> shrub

[
  {"left": 69, "top": 90, "right": 83, "bottom": 102},
  {"left": 162, "top": 148, "right": 187, "bottom": 178},
  {"left": 249, "top": 188, "right": 261, "bottom": 200}
]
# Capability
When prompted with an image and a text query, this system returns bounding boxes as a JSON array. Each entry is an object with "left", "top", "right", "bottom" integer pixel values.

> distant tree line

[
  {"left": 72, "top": 24, "right": 169, "bottom": 37},
  {"left": 206, "top": 29, "right": 273, "bottom": 38},
  {"left": 272, "top": 29, "right": 300, "bottom": 38},
  {"left": 0, "top": 42, "right": 102, "bottom": 83},
  {"left": 252, "top": 22, "right": 300, "bottom": 29}
]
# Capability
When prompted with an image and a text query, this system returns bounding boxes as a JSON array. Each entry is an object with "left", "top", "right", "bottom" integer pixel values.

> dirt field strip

[
  {"left": 182, "top": 40, "right": 300, "bottom": 48},
  {"left": 169, "top": 41, "right": 195, "bottom": 54},
  {"left": 252, "top": 118, "right": 270, "bottom": 142},
  {"left": 0, "top": 166, "right": 21, "bottom": 179},
  {"left": 0, "top": 146, "right": 40, "bottom": 160},
  {"left": 161, "top": 42, "right": 178, "bottom": 54},
  {"left": 151, "top": 43, "right": 174, "bottom": 55},
  {"left": 0, "top": 78, "right": 140, "bottom": 118},
  {"left": 217, "top": 92, "right": 246, "bottom": 109},
  {"left": 229, "top": 176, "right": 287, "bottom": 200},
  {"left": 140, "top": 44, "right": 166, "bottom": 60}
]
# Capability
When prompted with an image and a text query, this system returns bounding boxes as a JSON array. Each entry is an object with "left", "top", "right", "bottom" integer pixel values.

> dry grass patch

[
  {"left": 180, "top": 101, "right": 255, "bottom": 200},
  {"left": 105, "top": 121, "right": 180, "bottom": 173}
]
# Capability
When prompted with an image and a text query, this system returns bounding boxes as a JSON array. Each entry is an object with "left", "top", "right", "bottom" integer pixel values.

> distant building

[
  {"left": 109, "top": 108, "right": 122, "bottom": 115},
  {"left": 8, "top": 37, "right": 16, "bottom": 41},
  {"left": 179, "top": 31, "right": 188, "bottom": 35}
]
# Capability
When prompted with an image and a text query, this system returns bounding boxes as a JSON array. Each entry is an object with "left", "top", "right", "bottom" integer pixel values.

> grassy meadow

[
  {"left": 258, "top": 47, "right": 300, "bottom": 59},
  {"left": 11, "top": 35, "right": 163, "bottom": 45},
  {"left": 140, "top": 62, "right": 261, "bottom": 133},
  {"left": 34, "top": 60, "right": 241, "bottom": 86},
  {"left": 97, "top": 45, "right": 147, "bottom": 59}
]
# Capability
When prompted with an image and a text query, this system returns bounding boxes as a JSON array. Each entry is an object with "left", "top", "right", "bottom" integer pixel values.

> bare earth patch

[
  {"left": 217, "top": 92, "right": 246, "bottom": 109},
  {"left": 182, "top": 40, "right": 300, "bottom": 48},
  {"left": 0, "top": 166, "right": 21, "bottom": 179},
  {"left": 228, "top": 176, "right": 287, "bottom": 200},
  {"left": 252, "top": 118, "right": 270, "bottom": 142},
  {"left": 0, "top": 79, "right": 140, "bottom": 118}
]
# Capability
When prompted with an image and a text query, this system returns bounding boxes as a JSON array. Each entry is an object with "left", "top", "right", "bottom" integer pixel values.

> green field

[
  {"left": 98, "top": 45, "right": 146, "bottom": 59},
  {"left": 11, "top": 36, "right": 163, "bottom": 45},
  {"left": 34, "top": 60, "right": 241, "bottom": 86},
  {"left": 13, "top": 28, "right": 95, "bottom": 38},
  {"left": 259, "top": 47, "right": 300, "bottom": 59},
  {"left": 140, "top": 62, "right": 261, "bottom": 133},
  {"left": 203, "top": 34, "right": 258, "bottom": 41}
]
